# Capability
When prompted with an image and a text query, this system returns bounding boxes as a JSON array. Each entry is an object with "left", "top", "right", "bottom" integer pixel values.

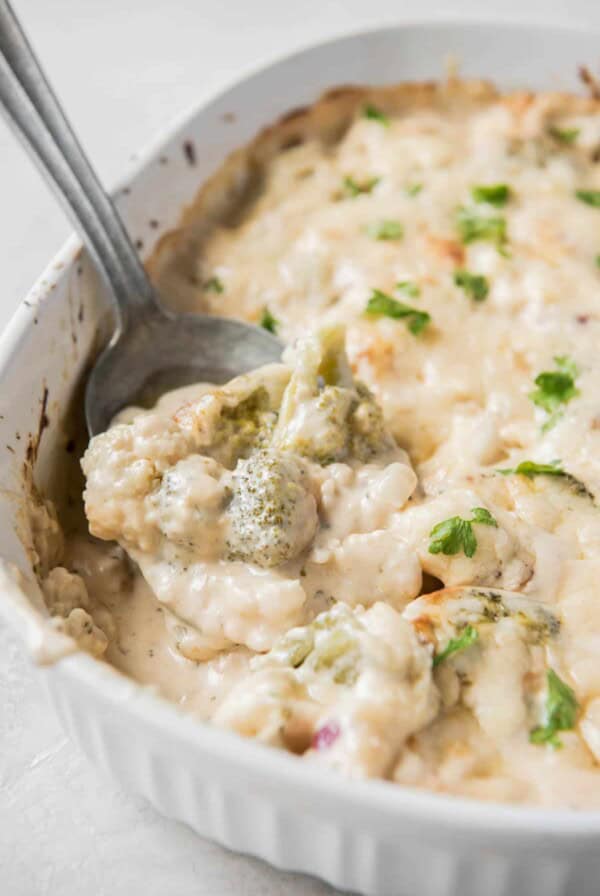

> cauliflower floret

[
  {"left": 418, "top": 408, "right": 505, "bottom": 491},
  {"left": 273, "top": 326, "right": 397, "bottom": 465},
  {"left": 149, "top": 455, "right": 229, "bottom": 557},
  {"left": 215, "top": 603, "right": 439, "bottom": 778},
  {"left": 225, "top": 450, "right": 318, "bottom": 568},
  {"left": 404, "top": 586, "right": 560, "bottom": 742},
  {"left": 82, "top": 412, "right": 190, "bottom": 552},
  {"left": 53, "top": 607, "right": 108, "bottom": 658},
  {"left": 296, "top": 457, "right": 420, "bottom": 609},
  {"left": 162, "top": 606, "right": 232, "bottom": 661},
  {"left": 41, "top": 566, "right": 90, "bottom": 617},
  {"left": 306, "top": 529, "right": 421, "bottom": 610},
  {"left": 316, "top": 461, "right": 417, "bottom": 544},
  {"left": 393, "top": 488, "right": 534, "bottom": 590},
  {"left": 42, "top": 565, "right": 116, "bottom": 654},
  {"left": 211, "top": 665, "right": 317, "bottom": 751},
  {"left": 305, "top": 604, "right": 438, "bottom": 778},
  {"left": 139, "top": 556, "right": 307, "bottom": 657},
  {"left": 81, "top": 367, "right": 287, "bottom": 553}
]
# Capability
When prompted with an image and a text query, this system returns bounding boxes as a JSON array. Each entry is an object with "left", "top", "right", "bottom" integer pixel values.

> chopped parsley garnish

[
  {"left": 365, "top": 289, "right": 430, "bottom": 336},
  {"left": 596, "top": 254, "right": 600, "bottom": 268},
  {"left": 529, "top": 669, "right": 579, "bottom": 749},
  {"left": 363, "top": 103, "right": 389, "bottom": 126},
  {"left": 405, "top": 182, "right": 423, "bottom": 197},
  {"left": 470, "top": 507, "right": 498, "bottom": 526},
  {"left": 259, "top": 307, "right": 279, "bottom": 334},
  {"left": 203, "top": 276, "right": 224, "bottom": 293},
  {"left": 576, "top": 189, "right": 600, "bottom": 208},
  {"left": 396, "top": 280, "right": 420, "bottom": 298},
  {"left": 471, "top": 183, "right": 511, "bottom": 207},
  {"left": 365, "top": 219, "right": 403, "bottom": 241},
  {"left": 498, "top": 459, "right": 565, "bottom": 478},
  {"left": 453, "top": 270, "right": 489, "bottom": 302},
  {"left": 549, "top": 126, "right": 580, "bottom": 144},
  {"left": 428, "top": 507, "right": 498, "bottom": 559},
  {"left": 433, "top": 624, "right": 479, "bottom": 667},
  {"left": 342, "top": 175, "right": 380, "bottom": 198},
  {"left": 456, "top": 206, "right": 508, "bottom": 250},
  {"left": 529, "top": 356, "right": 579, "bottom": 429}
]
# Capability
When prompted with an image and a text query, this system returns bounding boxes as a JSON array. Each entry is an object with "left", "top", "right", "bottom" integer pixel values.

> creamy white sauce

[{"left": 106, "top": 574, "right": 251, "bottom": 719}]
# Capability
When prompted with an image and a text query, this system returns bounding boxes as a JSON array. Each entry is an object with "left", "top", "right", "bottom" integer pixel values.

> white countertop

[{"left": 1, "top": 1, "right": 600, "bottom": 893}]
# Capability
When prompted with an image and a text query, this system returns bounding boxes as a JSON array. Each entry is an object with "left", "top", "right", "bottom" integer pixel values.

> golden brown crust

[
  {"left": 146, "top": 78, "right": 600, "bottom": 312},
  {"left": 414, "top": 585, "right": 467, "bottom": 607}
]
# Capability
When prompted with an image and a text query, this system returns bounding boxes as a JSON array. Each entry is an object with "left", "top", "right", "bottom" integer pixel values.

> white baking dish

[{"left": 2, "top": 21, "right": 600, "bottom": 896}]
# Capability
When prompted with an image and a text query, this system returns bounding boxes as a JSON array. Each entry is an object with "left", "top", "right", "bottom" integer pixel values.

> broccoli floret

[
  {"left": 273, "top": 327, "right": 395, "bottom": 465},
  {"left": 210, "top": 386, "right": 277, "bottom": 466},
  {"left": 224, "top": 450, "right": 318, "bottom": 568},
  {"left": 262, "top": 604, "right": 361, "bottom": 684},
  {"left": 404, "top": 586, "right": 560, "bottom": 653},
  {"left": 174, "top": 365, "right": 290, "bottom": 470},
  {"left": 349, "top": 381, "right": 396, "bottom": 461},
  {"left": 466, "top": 589, "right": 560, "bottom": 642}
]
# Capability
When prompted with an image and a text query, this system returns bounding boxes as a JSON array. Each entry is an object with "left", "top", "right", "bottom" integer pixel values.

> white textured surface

[{"left": 2, "top": 2, "right": 600, "bottom": 894}]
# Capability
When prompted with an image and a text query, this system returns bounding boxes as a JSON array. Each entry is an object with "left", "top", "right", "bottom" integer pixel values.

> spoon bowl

[
  {"left": 85, "top": 307, "right": 282, "bottom": 435},
  {"left": 0, "top": 0, "right": 282, "bottom": 438}
]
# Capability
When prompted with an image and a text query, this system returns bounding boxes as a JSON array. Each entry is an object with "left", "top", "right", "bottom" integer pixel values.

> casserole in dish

[{"left": 3, "top": 21, "right": 600, "bottom": 895}]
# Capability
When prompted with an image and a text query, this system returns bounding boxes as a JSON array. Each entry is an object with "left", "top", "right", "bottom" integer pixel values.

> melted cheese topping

[{"left": 49, "top": 87, "right": 600, "bottom": 807}]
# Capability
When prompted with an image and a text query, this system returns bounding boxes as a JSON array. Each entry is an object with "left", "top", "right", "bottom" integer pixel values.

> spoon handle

[{"left": 0, "top": 0, "right": 161, "bottom": 329}]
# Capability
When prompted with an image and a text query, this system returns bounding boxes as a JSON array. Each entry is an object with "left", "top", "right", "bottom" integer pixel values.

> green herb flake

[
  {"left": 498, "top": 459, "right": 565, "bottom": 478},
  {"left": 470, "top": 507, "right": 498, "bottom": 526},
  {"left": 428, "top": 507, "right": 498, "bottom": 559},
  {"left": 342, "top": 175, "right": 380, "bottom": 198},
  {"left": 529, "top": 669, "right": 579, "bottom": 749},
  {"left": 529, "top": 356, "right": 579, "bottom": 423},
  {"left": 365, "top": 219, "right": 403, "bottom": 241},
  {"left": 471, "top": 183, "right": 511, "bottom": 207},
  {"left": 405, "top": 182, "right": 423, "bottom": 197},
  {"left": 596, "top": 254, "right": 600, "bottom": 269},
  {"left": 554, "top": 355, "right": 579, "bottom": 378},
  {"left": 259, "top": 307, "right": 279, "bottom": 334},
  {"left": 549, "top": 126, "right": 580, "bottom": 145},
  {"left": 433, "top": 624, "right": 479, "bottom": 668},
  {"left": 576, "top": 189, "right": 600, "bottom": 208},
  {"left": 453, "top": 269, "right": 490, "bottom": 302},
  {"left": 365, "top": 288, "right": 430, "bottom": 336},
  {"left": 203, "top": 276, "right": 224, "bottom": 293},
  {"left": 363, "top": 103, "right": 389, "bottom": 126},
  {"left": 396, "top": 280, "right": 421, "bottom": 298},
  {"left": 456, "top": 206, "right": 508, "bottom": 249}
]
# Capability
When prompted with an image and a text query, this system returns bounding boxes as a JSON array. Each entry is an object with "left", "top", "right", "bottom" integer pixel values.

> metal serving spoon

[{"left": 0, "top": 1, "right": 282, "bottom": 436}]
